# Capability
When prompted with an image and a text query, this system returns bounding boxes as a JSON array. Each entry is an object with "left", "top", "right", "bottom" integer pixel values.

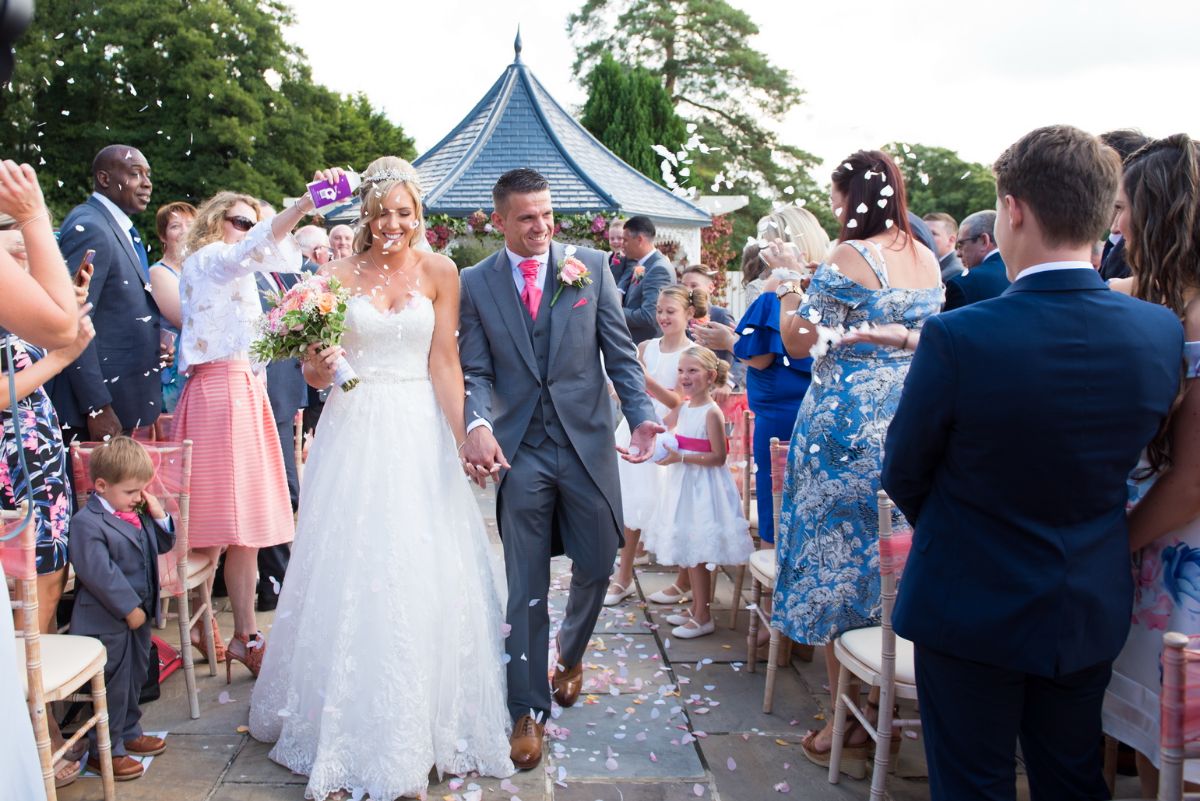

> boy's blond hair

[{"left": 88, "top": 436, "right": 155, "bottom": 484}]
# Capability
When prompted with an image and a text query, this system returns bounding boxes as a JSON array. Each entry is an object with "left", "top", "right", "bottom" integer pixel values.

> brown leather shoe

[
  {"left": 124, "top": 734, "right": 166, "bottom": 756},
  {"left": 509, "top": 714, "right": 545, "bottom": 770},
  {"left": 552, "top": 659, "right": 584, "bottom": 708},
  {"left": 87, "top": 753, "right": 144, "bottom": 781}
]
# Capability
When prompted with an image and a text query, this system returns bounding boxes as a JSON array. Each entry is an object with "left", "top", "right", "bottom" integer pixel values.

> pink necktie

[
  {"left": 113, "top": 509, "right": 141, "bottom": 527},
  {"left": 519, "top": 259, "right": 542, "bottom": 321}
]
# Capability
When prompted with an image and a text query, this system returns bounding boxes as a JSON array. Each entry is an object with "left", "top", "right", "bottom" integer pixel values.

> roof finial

[{"left": 514, "top": 27, "right": 523, "bottom": 63}]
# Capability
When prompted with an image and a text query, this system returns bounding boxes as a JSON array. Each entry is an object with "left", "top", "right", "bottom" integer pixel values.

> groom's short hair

[
  {"left": 992, "top": 125, "right": 1120, "bottom": 247},
  {"left": 493, "top": 168, "right": 550, "bottom": 212},
  {"left": 624, "top": 215, "right": 656, "bottom": 240}
]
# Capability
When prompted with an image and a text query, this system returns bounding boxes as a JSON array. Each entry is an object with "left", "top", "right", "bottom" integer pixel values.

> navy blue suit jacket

[
  {"left": 883, "top": 267, "right": 1182, "bottom": 677},
  {"left": 48, "top": 197, "right": 162, "bottom": 430},
  {"left": 943, "top": 251, "right": 1010, "bottom": 311},
  {"left": 617, "top": 250, "right": 674, "bottom": 343},
  {"left": 256, "top": 272, "right": 308, "bottom": 425}
]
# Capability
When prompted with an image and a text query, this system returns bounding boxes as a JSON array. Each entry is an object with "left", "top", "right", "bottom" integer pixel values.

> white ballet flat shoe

[
  {"left": 665, "top": 612, "right": 692, "bottom": 626},
  {"left": 671, "top": 619, "right": 716, "bottom": 639},
  {"left": 647, "top": 584, "right": 692, "bottom": 604},
  {"left": 603, "top": 582, "right": 636, "bottom": 606}
]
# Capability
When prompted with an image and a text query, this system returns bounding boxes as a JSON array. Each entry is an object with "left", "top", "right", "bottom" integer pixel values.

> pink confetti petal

[
  {"left": 726, "top": 757, "right": 737, "bottom": 771},
  {"left": 693, "top": 783, "right": 706, "bottom": 796}
]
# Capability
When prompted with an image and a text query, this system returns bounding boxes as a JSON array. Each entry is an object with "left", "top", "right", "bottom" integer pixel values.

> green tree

[
  {"left": 0, "top": 0, "right": 413, "bottom": 231},
  {"left": 567, "top": 0, "right": 814, "bottom": 198},
  {"left": 580, "top": 52, "right": 687, "bottom": 186},
  {"left": 884, "top": 142, "right": 997, "bottom": 223}
]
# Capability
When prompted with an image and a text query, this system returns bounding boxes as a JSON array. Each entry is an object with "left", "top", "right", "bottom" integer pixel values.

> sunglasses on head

[{"left": 224, "top": 215, "right": 255, "bottom": 232}]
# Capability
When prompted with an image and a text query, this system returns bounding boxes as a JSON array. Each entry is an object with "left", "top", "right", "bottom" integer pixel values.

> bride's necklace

[{"left": 364, "top": 248, "right": 415, "bottom": 289}]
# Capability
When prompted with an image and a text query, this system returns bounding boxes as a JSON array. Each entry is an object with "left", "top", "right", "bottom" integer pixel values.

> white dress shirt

[
  {"left": 1013, "top": 260, "right": 1095, "bottom": 282},
  {"left": 95, "top": 493, "right": 172, "bottom": 530},
  {"left": 91, "top": 192, "right": 136, "bottom": 251},
  {"left": 178, "top": 221, "right": 301, "bottom": 374}
]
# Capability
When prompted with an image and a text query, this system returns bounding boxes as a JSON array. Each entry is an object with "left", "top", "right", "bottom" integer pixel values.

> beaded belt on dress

[{"left": 357, "top": 372, "right": 429, "bottom": 386}]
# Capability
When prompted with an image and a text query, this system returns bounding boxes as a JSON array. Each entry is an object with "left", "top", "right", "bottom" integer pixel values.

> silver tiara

[{"left": 361, "top": 169, "right": 420, "bottom": 186}]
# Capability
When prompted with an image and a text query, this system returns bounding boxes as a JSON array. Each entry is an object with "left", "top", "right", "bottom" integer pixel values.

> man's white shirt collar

[
  {"left": 91, "top": 192, "right": 135, "bottom": 246},
  {"left": 982, "top": 247, "right": 1001, "bottom": 263},
  {"left": 635, "top": 248, "right": 659, "bottom": 268},
  {"left": 1013, "top": 260, "right": 1095, "bottom": 282}
]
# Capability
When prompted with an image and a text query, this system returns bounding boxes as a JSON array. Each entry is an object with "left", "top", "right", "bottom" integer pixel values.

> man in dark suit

[
  {"left": 50, "top": 145, "right": 161, "bottom": 441},
  {"left": 616, "top": 215, "right": 674, "bottom": 343},
  {"left": 944, "top": 210, "right": 1009, "bottom": 310},
  {"left": 923, "top": 211, "right": 965, "bottom": 281},
  {"left": 882, "top": 125, "right": 1183, "bottom": 801},
  {"left": 254, "top": 270, "right": 307, "bottom": 611}
]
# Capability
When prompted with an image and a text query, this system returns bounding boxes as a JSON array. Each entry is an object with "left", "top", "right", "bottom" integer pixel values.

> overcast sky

[{"left": 284, "top": 0, "right": 1198, "bottom": 180}]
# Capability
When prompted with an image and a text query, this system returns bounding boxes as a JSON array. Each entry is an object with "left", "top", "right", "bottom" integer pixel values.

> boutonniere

[
  {"left": 552, "top": 246, "right": 592, "bottom": 306},
  {"left": 632, "top": 264, "right": 646, "bottom": 284}
]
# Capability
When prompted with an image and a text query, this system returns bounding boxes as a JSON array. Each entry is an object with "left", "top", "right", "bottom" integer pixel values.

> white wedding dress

[{"left": 249, "top": 294, "right": 514, "bottom": 800}]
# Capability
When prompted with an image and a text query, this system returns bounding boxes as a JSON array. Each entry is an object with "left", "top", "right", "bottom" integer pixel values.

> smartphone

[{"left": 74, "top": 249, "right": 95, "bottom": 286}]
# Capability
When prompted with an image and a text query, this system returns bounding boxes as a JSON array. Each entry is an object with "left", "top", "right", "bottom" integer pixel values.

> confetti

[{"left": 727, "top": 757, "right": 737, "bottom": 770}]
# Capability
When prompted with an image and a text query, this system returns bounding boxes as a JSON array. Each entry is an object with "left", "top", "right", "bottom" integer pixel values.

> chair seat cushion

[
  {"left": 749, "top": 548, "right": 775, "bottom": 586},
  {"left": 16, "top": 634, "right": 107, "bottom": 698},
  {"left": 184, "top": 551, "right": 213, "bottom": 580},
  {"left": 836, "top": 626, "right": 916, "bottom": 686}
]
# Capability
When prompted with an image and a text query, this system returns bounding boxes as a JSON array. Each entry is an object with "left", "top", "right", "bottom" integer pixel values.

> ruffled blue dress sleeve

[{"left": 733, "top": 292, "right": 813, "bottom": 374}]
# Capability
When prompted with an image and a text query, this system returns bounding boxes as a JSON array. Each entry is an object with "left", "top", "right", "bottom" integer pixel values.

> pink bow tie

[{"left": 113, "top": 509, "right": 141, "bottom": 527}]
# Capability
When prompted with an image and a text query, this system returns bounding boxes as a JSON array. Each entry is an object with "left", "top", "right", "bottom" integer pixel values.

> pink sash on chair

[{"left": 879, "top": 528, "right": 914, "bottom": 577}]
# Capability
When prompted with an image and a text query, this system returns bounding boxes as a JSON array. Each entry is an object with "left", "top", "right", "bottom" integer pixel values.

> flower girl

[
  {"left": 643, "top": 346, "right": 752, "bottom": 638},
  {"left": 605, "top": 285, "right": 703, "bottom": 605}
]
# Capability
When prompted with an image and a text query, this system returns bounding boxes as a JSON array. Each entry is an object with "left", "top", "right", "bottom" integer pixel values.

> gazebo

[{"left": 327, "top": 33, "right": 712, "bottom": 261}]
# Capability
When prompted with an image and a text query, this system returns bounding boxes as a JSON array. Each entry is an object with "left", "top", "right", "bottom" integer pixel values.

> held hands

[
  {"left": 656, "top": 450, "right": 682, "bottom": 466},
  {"left": 461, "top": 426, "right": 510, "bottom": 488},
  {"left": 760, "top": 239, "right": 805, "bottom": 272},
  {"left": 125, "top": 607, "right": 147, "bottom": 630},
  {"left": 302, "top": 343, "right": 345, "bottom": 389},
  {"left": 618, "top": 420, "right": 667, "bottom": 464}
]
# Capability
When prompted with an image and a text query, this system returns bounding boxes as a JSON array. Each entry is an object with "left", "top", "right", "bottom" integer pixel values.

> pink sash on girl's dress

[{"left": 675, "top": 435, "right": 712, "bottom": 453}]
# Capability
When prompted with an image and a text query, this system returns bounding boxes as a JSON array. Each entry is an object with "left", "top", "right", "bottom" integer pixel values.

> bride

[{"left": 248, "top": 157, "right": 515, "bottom": 800}]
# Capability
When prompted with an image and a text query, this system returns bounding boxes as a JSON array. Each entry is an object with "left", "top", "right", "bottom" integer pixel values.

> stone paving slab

[
  {"left": 552, "top": 780, "right": 713, "bottom": 801},
  {"left": 671, "top": 660, "right": 818, "bottom": 737},
  {"left": 59, "top": 734, "right": 241, "bottom": 801}
]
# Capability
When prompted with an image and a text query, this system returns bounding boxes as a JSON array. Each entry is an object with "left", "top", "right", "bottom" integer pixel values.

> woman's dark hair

[
  {"left": 830, "top": 150, "right": 913, "bottom": 244},
  {"left": 1123, "top": 134, "right": 1200, "bottom": 476},
  {"left": 741, "top": 242, "right": 765, "bottom": 285}
]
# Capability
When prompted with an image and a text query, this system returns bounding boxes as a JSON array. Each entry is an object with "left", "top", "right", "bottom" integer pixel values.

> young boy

[{"left": 69, "top": 436, "right": 175, "bottom": 781}]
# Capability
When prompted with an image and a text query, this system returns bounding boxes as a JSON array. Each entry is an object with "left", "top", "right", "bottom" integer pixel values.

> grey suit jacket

[
  {"left": 459, "top": 242, "right": 655, "bottom": 530},
  {"left": 69, "top": 494, "right": 175, "bottom": 634},
  {"left": 938, "top": 251, "right": 965, "bottom": 282},
  {"left": 617, "top": 250, "right": 674, "bottom": 343},
  {"left": 48, "top": 197, "right": 162, "bottom": 430}
]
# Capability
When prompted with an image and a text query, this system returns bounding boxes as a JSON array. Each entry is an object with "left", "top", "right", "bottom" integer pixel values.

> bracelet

[
  {"left": 457, "top": 440, "right": 466, "bottom": 452},
  {"left": 17, "top": 211, "right": 48, "bottom": 231}
]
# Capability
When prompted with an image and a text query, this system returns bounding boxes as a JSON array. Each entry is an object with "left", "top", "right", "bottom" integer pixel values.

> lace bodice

[{"left": 341, "top": 294, "right": 436, "bottom": 385}]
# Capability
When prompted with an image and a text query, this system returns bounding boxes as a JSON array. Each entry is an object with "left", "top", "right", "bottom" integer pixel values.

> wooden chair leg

[
  {"left": 729, "top": 564, "right": 747, "bottom": 629},
  {"left": 870, "top": 688, "right": 897, "bottom": 800},
  {"left": 30, "top": 691, "right": 55, "bottom": 801},
  {"left": 200, "top": 582, "right": 217, "bottom": 677},
  {"left": 764, "top": 627, "right": 782, "bottom": 713},
  {"left": 747, "top": 579, "right": 762, "bottom": 673},
  {"left": 91, "top": 670, "right": 116, "bottom": 801},
  {"left": 828, "top": 664, "right": 852, "bottom": 785},
  {"left": 175, "top": 584, "right": 200, "bottom": 719}
]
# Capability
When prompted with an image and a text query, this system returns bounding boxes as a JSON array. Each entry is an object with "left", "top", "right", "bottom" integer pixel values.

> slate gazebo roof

[{"left": 327, "top": 33, "right": 711, "bottom": 228}]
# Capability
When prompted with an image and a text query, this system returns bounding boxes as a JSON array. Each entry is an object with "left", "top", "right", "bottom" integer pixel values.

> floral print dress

[
  {"left": 0, "top": 332, "right": 71, "bottom": 574},
  {"left": 772, "top": 241, "right": 942, "bottom": 645},
  {"left": 1103, "top": 340, "right": 1200, "bottom": 778}
]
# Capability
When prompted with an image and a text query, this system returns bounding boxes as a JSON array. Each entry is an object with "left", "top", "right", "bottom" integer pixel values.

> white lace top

[{"left": 178, "top": 221, "right": 301, "bottom": 374}]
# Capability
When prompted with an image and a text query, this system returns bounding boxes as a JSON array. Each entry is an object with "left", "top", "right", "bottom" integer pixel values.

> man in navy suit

[
  {"left": 616, "top": 215, "right": 674, "bottom": 343},
  {"left": 944, "top": 210, "right": 1009, "bottom": 310},
  {"left": 50, "top": 145, "right": 161, "bottom": 441},
  {"left": 882, "top": 126, "right": 1183, "bottom": 801}
]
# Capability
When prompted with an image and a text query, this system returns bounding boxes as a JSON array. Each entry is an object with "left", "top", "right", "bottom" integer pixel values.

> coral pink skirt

[{"left": 173, "top": 361, "right": 294, "bottom": 549}]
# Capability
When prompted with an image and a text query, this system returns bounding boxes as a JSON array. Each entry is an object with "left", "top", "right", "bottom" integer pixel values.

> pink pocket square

[{"left": 573, "top": 298, "right": 588, "bottom": 309}]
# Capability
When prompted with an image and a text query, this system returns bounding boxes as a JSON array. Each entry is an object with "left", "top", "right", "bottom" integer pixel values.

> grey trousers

[
  {"left": 87, "top": 621, "right": 152, "bottom": 757},
  {"left": 498, "top": 441, "right": 620, "bottom": 723}
]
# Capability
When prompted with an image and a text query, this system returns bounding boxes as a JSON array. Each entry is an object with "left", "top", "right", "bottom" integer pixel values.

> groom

[{"left": 459, "top": 168, "right": 662, "bottom": 770}]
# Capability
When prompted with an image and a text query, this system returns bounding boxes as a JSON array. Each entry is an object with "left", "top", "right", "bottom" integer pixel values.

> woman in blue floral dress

[{"left": 769, "top": 151, "right": 942, "bottom": 771}]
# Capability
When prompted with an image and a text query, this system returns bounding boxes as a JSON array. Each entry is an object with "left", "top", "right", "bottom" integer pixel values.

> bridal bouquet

[{"left": 251, "top": 274, "right": 359, "bottom": 391}]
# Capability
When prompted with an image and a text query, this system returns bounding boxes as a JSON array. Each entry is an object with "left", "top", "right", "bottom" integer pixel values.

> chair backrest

[
  {"left": 1158, "top": 631, "right": 1200, "bottom": 800},
  {"left": 69, "top": 440, "right": 193, "bottom": 595},
  {"left": 728, "top": 409, "right": 755, "bottom": 519},
  {"left": 876, "top": 490, "right": 913, "bottom": 629},
  {"left": 770, "top": 437, "right": 787, "bottom": 536}
]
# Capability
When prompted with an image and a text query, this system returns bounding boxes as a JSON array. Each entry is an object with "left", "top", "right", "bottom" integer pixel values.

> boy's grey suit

[
  {"left": 69, "top": 494, "right": 175, "bottom": 756},
  {"left": 459, "top": 241, "right": 654, "bottom": 722}
]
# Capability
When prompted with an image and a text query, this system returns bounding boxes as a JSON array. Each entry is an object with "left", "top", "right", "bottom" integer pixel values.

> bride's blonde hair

[{"left": 353, "top": 156, "right": 425, "bottom": 254}]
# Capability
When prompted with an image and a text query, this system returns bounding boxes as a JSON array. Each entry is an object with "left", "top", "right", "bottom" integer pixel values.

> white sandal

[
  {"left": 603, "top": 581, "right": 636, "bottom": 606},
  {"left": 647, "top": 583, "right": 692, "bottom": 604}
]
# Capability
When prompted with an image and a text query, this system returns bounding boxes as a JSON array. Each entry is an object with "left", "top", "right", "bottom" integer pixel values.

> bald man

[
  {"left": 49, "top": 144, "right": 162, "bottom": 441},
  {"left": 328, "top": 224, "right": 353, "bottom": 260}
]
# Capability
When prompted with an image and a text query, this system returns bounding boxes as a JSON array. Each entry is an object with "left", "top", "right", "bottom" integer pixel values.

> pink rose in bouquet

[{"left": 252, "top": 275, "right": 359, "bottom": 391}]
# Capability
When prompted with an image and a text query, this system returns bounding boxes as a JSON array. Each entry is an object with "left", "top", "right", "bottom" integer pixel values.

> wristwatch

[{"left": 775, "top": 282, "right": 804, "bottom": 300}]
